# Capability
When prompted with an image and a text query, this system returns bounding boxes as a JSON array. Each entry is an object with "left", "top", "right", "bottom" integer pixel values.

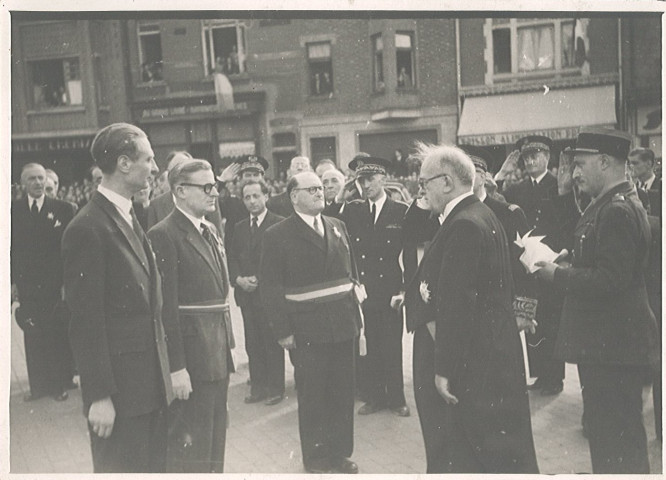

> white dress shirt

[
  {"left": 27, "top": 194, "right": 45, "bottom": 212},
  {"left": 369, "top": 191, "right": 387, "bottom": 223},
  {"left": 438, "top": 190, "right": 475, "bottom": 225},
  {"left": 97, "top": 184, "right": 133, "bottom": 228}
]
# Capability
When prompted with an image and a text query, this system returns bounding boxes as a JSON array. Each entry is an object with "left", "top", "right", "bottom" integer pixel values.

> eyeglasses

[
  {"left": 179, "top": 182, "right": 220, "bottom": 194},
  {"left": 293, "top": 186, "right": 324, "bottom": 195},
  {"left": 418, "top": 173, "right": 447, "bottom": 189}
]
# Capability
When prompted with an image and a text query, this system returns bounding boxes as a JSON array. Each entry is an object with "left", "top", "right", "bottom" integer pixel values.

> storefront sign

[
  {"left": 12, "top": 136, "right": 93, "bottom": 153},
  {"left": 140, "top": 102, "right": 249, "bottom": 119},
  {"left": 219, "top": 141, "right": 255, "bottom": 158},
  {"left": 461, "top": 126, "right": 588, "bottom": 147}
]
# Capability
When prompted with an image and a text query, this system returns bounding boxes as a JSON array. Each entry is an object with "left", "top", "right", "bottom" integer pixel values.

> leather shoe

[
  {"left": 23, "top": 392, "right": 41, "bottom": 402},
  {"left": 304, "top": 458, "right": 332, "bottom": 473},
  {"left": 527, "top": 378, "right": 543, "bottom": 390},
  {"left": 540, "top": 383, "right": 564, "bottom": 396},
  {"left": 331, "top": 457, "right": 358, "bottom": 474},
  {"left": 392, "top": 405, "right": 411, "bottom": 417},
  {"left": 264, "top": 394, "right": 284, "bottom": 406},
  {"left": 244, "top": 393, "right": 266, "bottom": 404},
  {"left": 53, "top": 391, "right": 69, "bottom": 401},
  {"left": 357, "top": 402, "right": 383, "bottom": 415}
]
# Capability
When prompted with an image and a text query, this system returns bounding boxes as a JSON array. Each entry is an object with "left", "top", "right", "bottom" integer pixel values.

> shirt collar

[
  {"left": 531, "top": 170, "right": 548, "bottom": 185},
  {"left": 27, "top": 194, "right": 45, "bottom": 211},
  {"left": 295, "top": 211, "right": 322, "bottom": 230},
  {"left": 369, "top": 191, "right": 387, "bottom": 216},
  {"left": 97, "top": 184, "right": 133, "bottom": 224},
  {"left": 438, "top": 190, "right": 475, "bottom": 225},
  {"left": 477, "top": 190, "right": 487, "bottom": 203},
  {"left": 643, "top": 173, "right": 656, "bottom": 190},
  {"left": 176, "top": 205, "right": 206, "bottom": 233},
  {"left": 250, "top": 208, "right": 268, "bottom": 226}
]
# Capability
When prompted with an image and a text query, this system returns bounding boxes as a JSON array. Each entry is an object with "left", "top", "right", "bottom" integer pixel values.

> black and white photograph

[{"left": 4, "top": 2, "right": 664, "bottom": 475}]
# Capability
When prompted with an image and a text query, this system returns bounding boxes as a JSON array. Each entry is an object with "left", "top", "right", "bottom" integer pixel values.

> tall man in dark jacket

[
  {"left": 405, "top": 144, "right": 538, "bottom": 474},
  {"left": 12, "top": 162, "right": 77, "bottom": 402},
  {"left": 341, "top": 156, "right": 410, "bottom": 417},
  {"left": 148, "top": 159, "right": 235, "bottom": 472},
  {"left": 260, "top": 172, "right": 361, "bottom": 474},
  {"left": 62, "top": 123, "right": 173, "bottom": 472},
  {"left": 228, "top": 178, "right": 285, "bottom": 405},
  {"left": 537, "top": 128, "right": 660, "bottom": 474}
]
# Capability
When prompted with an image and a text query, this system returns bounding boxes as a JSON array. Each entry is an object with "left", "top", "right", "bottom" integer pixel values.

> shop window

[
  {"left": 30, "top": 57, "right": 82, "bottom": 109},
  {"left": 310, "top": 136, "right": 337, "bottom": 165},
  {"left": 396, "top": 32, "right": 415, "bottom": 89},
  {"left": 372, "top": 34, "right": 385, "bottom": 92},
  {"left": 138, "top": 24, "right": 163, "bottom": 82},
  {"left": 307, "top": 42, "right": 333, "bottom": 96},
  {"left": 203, "top": 20, "right": 247, "bottom": 76},
  {"left": 488, "top": 18, "right": 585, "bottom": 81}
]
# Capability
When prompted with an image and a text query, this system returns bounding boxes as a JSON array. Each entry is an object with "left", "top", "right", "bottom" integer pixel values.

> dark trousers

[
  {"left": 23, "top": 301, "right": 74, "bottom": 397},
  {"left": 363, "top": 304, "right": 406, "bottom": 408},
  {"left": 578, "top": 364, "right": 650, "bottom": 474},
  {"left": 167, "top": 378, "right": 229, "bottom": 473},
  {"left": 527, "top": 289, "right": 565, "bottom": 385},
  {"left": 90, "top": 407, "right": 167, "bottom": 473},
  {"left": 413, "top": 325, "right": 483, "bottom": 473},
  {"left": 241, "top": 304, "right": 285, "bottom": 397},
  {"left": 292, "top": 339, "right": 355, "bottom": 464}
]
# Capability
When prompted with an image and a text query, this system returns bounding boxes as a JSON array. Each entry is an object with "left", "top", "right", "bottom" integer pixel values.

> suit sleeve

[
  {"left": 62, "top": 223, "right": 118, "bottom": 407},
  {"left": 227, "top": 222, "right": 241, "bottom": 286},
  {"left": 553, "top": 204, "right": 643, "bottom": 296},
  {"left": 259, "top": 227, "right": 292, "bottom": 341},
  {"left": 434, "top": 219, "right": 482, "bottom": 380},
  {"left": 147, "top": 227, "right": 186, "bottom": 373},
  {"left": 145, "top": 203, "right": 159, "bottom": 231}
]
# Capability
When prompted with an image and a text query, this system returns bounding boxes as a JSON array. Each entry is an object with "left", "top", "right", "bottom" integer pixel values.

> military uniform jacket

[
  {"left": 62, "top": 192, "right": 173, "bottom": 417},
  {"left": 554, "top": 181, "right": 659, "bottom": 367},
  {"left": 260, "top": 214, "right": 361, "bottom": 344},
  {"left": 341, "top": 197, "right": 408, "bottom": 307},
  {"left": 504, "top": 172, "right": 559, "bottom": 239},
  {"left": 227, "top": 210, "right": 285, "bottom": 307},
  {"left": 148, "top": 209, "right": 234, "bottom": 382}
]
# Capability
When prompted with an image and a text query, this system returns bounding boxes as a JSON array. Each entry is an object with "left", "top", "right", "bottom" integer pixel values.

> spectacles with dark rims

[
  {"left": 418, "top": 173, "right": 447, "bottom": 190},
  {"left": 179, "top": 182, "right": 221, "bottom": 194},
  {"left": 293, "top": 186, "right": 324, "bottom": 195}
]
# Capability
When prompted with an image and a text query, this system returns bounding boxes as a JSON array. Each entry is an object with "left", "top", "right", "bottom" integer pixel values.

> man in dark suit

[
  {"left": 630, "top": 147, "right": 661, "bottom": 220},
  {"left": 228, "top": 178, "right": 285, "bottom": 405},
  {"left": 62, "top": 123, "right": 173, "bottom": 473},
  {"left": 502, "top": 135, "right": 565, "bottom": 395},
  {"left": 321, "top": 168, "right": 346, "bottom": 217},
  {"left": 12, "top": 162, "right": 77, "bottom": 402},
  {"left": 267, "top": 155, "right": 312, "bottom": 218},
  {"left": 146, "top": 151, "right": 223, "bottom": 232},
  {"left": 341, "top": 156, "right": 410, "bottom": 417},
  {"left": 148, "top": 159, "right": 235, "bottom": 472},
  {"left": 537, "top": 128, "right": 659, "bottom": 474},
  {"left": 405, "top": 144, "right": 538, "bottom": 474},
  {"left": 260, "top": 172, "right": 361, "bottom": 474}
]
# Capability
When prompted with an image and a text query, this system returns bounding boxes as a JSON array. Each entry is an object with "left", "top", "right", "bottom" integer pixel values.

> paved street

[{"left": 9, "top": 295, "right": 663, "bottom": 474}]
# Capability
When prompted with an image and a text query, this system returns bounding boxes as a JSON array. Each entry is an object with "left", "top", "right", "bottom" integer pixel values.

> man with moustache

[
  {"left": 267, "top": 155, "right": 312, "bottom": 217},
  {"left": 322, "top": 168, "right": 346, "bottom": 216},
  {"left": 536, "top": 128, "right": 659, "bottom": 474},
  {"left": 260, "top": 171, "right": 361, "bottom": 474},
  {"left": 405, "top": 144, "right": 538, "bottom": 474},
  {"left": 148, "top": 159, "right": 235, "bottom": 472},
  {"left": 229, "top": 178, "right": 285, "bottom": 405},
  {"left": 62, "top": 123, "right": 173, "bottom": 472},
  {"left": 12, "top": 162, "right": 77, "bottom": 402}
]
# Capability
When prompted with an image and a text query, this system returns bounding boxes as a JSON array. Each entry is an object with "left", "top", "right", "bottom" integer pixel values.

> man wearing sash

[
  {"left": 260, "top": 171, "right": 361, "bottom": 474},
  {"left": 148, "top": 159, "right": 235, "bottom": 472}
]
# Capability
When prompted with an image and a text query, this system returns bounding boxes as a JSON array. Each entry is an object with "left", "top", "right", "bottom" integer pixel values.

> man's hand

[
  {"left": 516, "top": 316, "right": 537, "bottom": 335},
  {"left": 534, "top": 261, "right": 558, "bottom": 282},
  {"left": 236, "top": 276, "right": 258, "bottom": 293},
  {"left": 88, "top": 397, "right": 116, "bottom": 439},
  {"left": 171, "top": 368, "right": 193, "bottom": 401},
  {"left": 11, "top": 284, "right": 18, "bottom": 303},
  {"left": 278, "top": 335, "right": 296, "bottom": 350},
  {"left": 390, "top": 293, "right": 405, "bottom": 310},
  {"left": 434, "top": 375, "right": 458, "bottom": 405},
  {"left": 494, "top": 150, "right": 520, "bottom": 182},
  {"left": 217, "top": 163, "right": 241, "bottom": 183}
]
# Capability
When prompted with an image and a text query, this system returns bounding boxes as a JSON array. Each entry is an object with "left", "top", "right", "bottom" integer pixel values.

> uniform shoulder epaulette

[
  {"left": 611, "top": 193, "right": 627, "bottom": 202},
  {"left": 508, "top": 203, "right": 521, "bottom": 212},
  {"left": 348, "top": 199, "right": 366, "bottom": 206}
]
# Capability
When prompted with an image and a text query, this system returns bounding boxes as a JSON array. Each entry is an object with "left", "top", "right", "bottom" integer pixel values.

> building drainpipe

[
  {"left": 455, "top": 19, "right": 462, "bottom": 144},
  {"left": 617, "top": 18, "right": 625, "bottom": 132}
]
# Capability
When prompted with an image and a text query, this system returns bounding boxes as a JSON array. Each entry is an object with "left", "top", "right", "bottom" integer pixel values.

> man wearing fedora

[{"left": 536, "top": 127, "right": 659, "bottom": 474}]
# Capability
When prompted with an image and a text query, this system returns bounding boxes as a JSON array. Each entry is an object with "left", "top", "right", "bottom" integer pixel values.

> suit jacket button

[
  {"left": 361, "top": 254, "right": 366, "bottom": 259},
  {"left": 379, "top": 257, "right": 383, "bottom": 261},
  {"left": 360, "top": 272, "right": 365, "bottom": 276},
  {"left": 379, "top": 274, "right": 384, "bottom": 278}
]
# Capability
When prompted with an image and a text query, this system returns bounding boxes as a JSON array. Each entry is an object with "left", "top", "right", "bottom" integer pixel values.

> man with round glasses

[{"left": 260, "top": 171, "right": 361, "bottom": 474}]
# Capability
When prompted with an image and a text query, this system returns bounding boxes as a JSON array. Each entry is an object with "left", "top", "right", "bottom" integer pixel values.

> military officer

[
  {"left": 536, "top": 128, "right": 659, "bottom": 474},
  {"left": 341, "top": 156, "right": 411, "bottom": 417}
]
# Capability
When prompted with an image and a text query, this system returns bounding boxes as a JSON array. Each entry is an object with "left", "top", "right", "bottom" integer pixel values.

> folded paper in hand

[{"left": 515, "top": 230, "right": 559, "bottom": 273}]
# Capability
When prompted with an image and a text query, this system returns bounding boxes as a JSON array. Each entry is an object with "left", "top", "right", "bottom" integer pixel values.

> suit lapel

[
  {"left": 92, "top": 192, "right": 150, "bottom": 275},
  {"left": 292, "top": 214, "right": 327, "bottom": 252}
]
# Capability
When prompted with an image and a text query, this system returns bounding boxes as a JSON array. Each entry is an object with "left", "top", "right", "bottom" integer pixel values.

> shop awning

[{"left": 458, "top": 85, "right": 617, "bottom": 146}]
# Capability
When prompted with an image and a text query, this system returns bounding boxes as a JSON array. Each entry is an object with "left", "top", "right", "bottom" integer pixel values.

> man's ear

[{"left": 116, "top": 155, "right": 131, "bottom": 173}]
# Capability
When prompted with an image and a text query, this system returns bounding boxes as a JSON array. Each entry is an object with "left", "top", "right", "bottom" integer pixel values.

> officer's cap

[
  {"left": 237, "top": 155, "right": 268, "bottom": 174},
  {"left": 348, "top": 155, "right": 392, "bottom": 177},
  {"left": 569, "top": 127, "right": 633, "bottom": 159},
  {"left": 516, "top": 135, "right": 553, "bottom": 159},
  {"left": 459, "top": 145, "right": 493, "bottom": 173}
]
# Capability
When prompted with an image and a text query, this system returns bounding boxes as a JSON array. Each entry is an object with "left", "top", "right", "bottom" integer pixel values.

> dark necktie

[
  {"left": 129, "top": 207, "right": 144, "bottom": 240},
  {"left": 370, "top": 202, "right": 377, "bottom": 225},
  {"left": 251, "top": 216, "right": 259, "bottom": 235},
  {"left": 201, "top": 223, "right": 222, "bottom": 268},
  {"left": 639, "top": 181, "right": 647, "bottom": 191},
  {"left": 313, "top": 216, "right": 324, "bottom": 237},
  {"left": 31, "top": 200, "right": 39, "bottom": 217}
]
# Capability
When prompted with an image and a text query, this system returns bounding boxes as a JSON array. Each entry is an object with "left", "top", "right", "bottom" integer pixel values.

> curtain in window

[{"left": 518, "top": 26, "right": 554, "bottom": 71}]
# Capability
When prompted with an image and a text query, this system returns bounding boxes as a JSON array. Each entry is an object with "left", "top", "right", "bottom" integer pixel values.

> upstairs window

[
  {"left": 138, "top": 24, "right": 164, "bottom": 82},
  {"left": 307, "top": 42, "right": 333, "bottom": 96},
  {"left": 396, "top": 32, "right": 415, "bottom": 88},
  {"left": 372, "top": 34, "right": 384, "bottom": 92},
  {"left": 30, "top": 57, "right": 82, "bottom": 109},
  {"left": 203, "top": 20, "right": 247, "bottom": 76}
]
